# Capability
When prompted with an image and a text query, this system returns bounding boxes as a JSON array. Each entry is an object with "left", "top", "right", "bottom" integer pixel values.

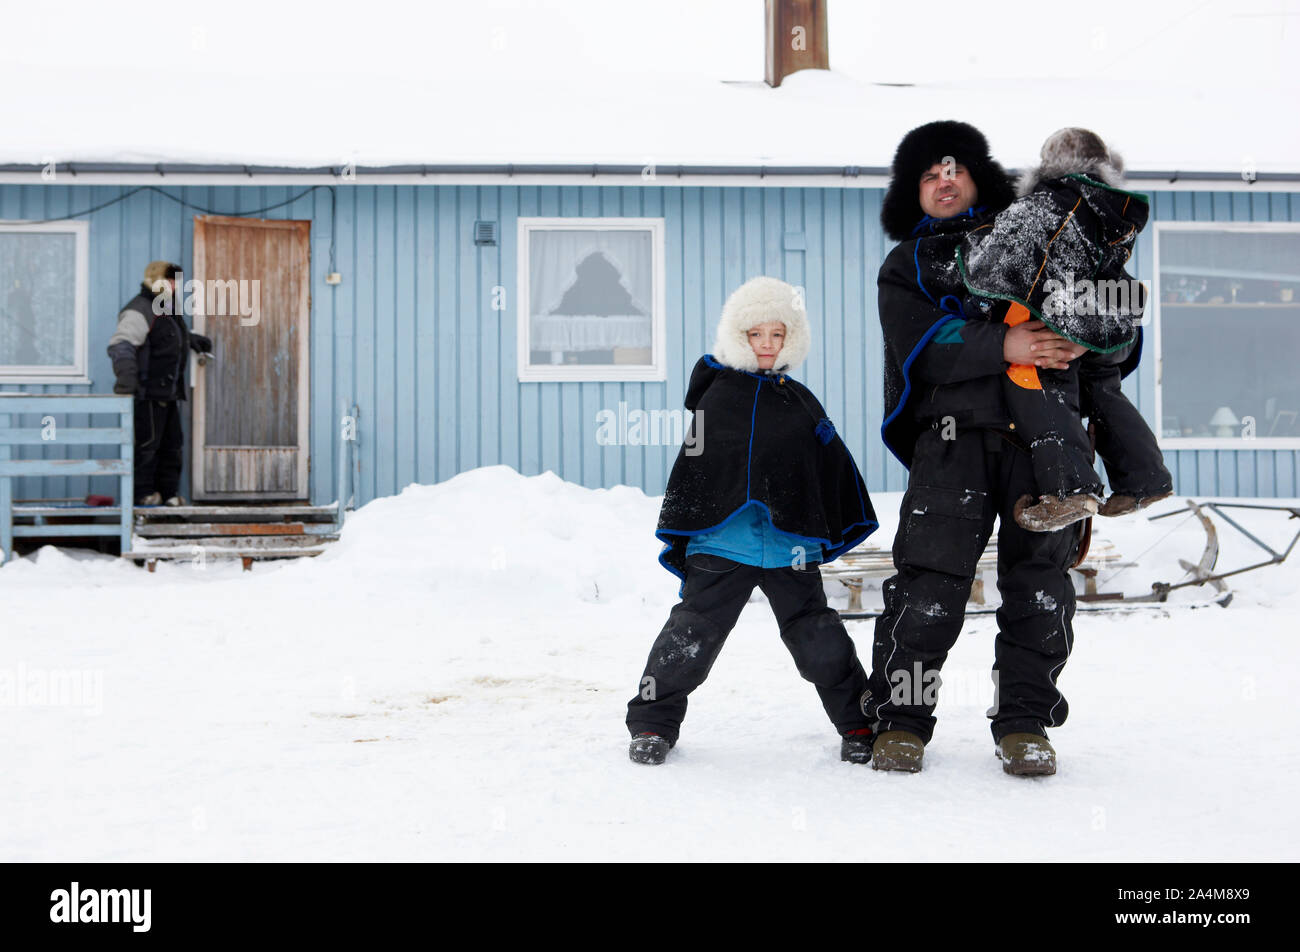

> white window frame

[
  {"left": 1153, "top": 220, "right": 1300, "bottom": 450},
  {"left": 516, "top": 217, "right": 666, "bottom": 382},
  {"left": 0, "top": 219, "right": 91, "bottom": 385}
]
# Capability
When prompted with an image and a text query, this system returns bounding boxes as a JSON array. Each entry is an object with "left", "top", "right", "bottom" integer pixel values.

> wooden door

[{"left": 191, "top": 216, "right": 310, "bottom": 500}]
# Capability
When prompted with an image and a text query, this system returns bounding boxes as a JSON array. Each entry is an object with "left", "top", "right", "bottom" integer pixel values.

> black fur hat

[{"left": 880, "top": 120, "right": 1017, "bottom": 241}]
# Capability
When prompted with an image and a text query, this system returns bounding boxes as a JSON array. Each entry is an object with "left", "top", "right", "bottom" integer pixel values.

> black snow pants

[
  {"left": 865, "top": 426, "right": 1084, "bottom": 745},
  {"left": 1002, "top": 354, "right": 1172, "bottom": 501},
  {"left": 1078, "top": 358, "right": 1173, "bottom": 498},
  {"left": 626, "top": 554, "right": 872, "bottom": 744},
  {"left": 134, "top": 398, "right": 184, "bottom": 501},
  {"left": 1001, "top": 364, "right": 1105, "bottom": 499}
]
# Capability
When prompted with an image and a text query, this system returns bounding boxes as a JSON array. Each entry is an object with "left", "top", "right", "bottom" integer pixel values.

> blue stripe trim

[
  {"left": 745, "top": 378, "right": 761, "bottom": 499},
  {"left": 879, "top": 314, "right": 960, "bottom": 466},
  {"left": 913, "top": 241, "right": 938, "bottom": 305},
  {"left": 703, "top": 352, "right": 792, "bottom": 380}
]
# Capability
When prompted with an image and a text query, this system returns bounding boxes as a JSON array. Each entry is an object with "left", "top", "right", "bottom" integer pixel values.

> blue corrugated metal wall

[{"left": 1, "top": 182, "right": 1296, "bottom": 506}]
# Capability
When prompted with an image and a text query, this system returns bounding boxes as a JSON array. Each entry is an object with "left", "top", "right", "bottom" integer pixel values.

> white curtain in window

[
  {"left": 528, "top": 229, "right": 653, "bottom": 352},
  {"left": 0, "top": 232, "right": 76, "bottom": 367}
]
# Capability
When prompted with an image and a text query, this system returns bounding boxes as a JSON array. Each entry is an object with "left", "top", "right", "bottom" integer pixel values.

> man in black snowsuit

[
  {"left": 107, "top": 261, "right": 212, "bottom": 506},
  {"left": 867, "top": 121, "right": 1092, "bottom": 776}
]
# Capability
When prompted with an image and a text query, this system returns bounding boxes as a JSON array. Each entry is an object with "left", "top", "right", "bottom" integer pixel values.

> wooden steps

[{"left": 128, "top": 502, "right": 342, "bottom": 571}]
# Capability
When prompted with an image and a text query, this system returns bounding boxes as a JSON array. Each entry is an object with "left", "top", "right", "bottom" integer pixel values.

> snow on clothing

[
  {"left": 655, "top": 354, "right": 878, "bottom": 584},
  {"left": 878, "top": 211, "right": 1017, "bottom": 468},
  {"left": 958, "top": 171, "right": 1170, "bottom": 499},
  {"left": 865, "top": 426, "right": 1082, "bottom": 745},
  {"left": 629, "top": 276, "right": 878, "bottom": 744},
  {"left": 627, "top": 553, "right": 873, "bottom": 744},
  {"left": 872, "top": 170, "right": 1086, "bottom": 743},
  {"left": 957, "top": 172, "right": 1149, "bottom": 353}
]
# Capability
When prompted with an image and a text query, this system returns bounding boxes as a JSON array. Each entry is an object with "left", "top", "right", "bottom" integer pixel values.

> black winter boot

[
  {"left": 629, "top": 732, "right": 673, "bottom": 765},
  {"left": 840, "top": 728, "right": 874, "bottom": 764}
]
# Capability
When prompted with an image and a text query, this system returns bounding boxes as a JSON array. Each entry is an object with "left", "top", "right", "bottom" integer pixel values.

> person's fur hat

[
  {"left": 1017, "top": 127, "right": 1125, "bottom": 196},
  {"left": 880, "top": 120, "right": 1017, "bottom": 241},
  {"left": 143, "top": 260, "right": 181, "bottom": 293},
  {"left": 712, "top": 276, "right": 811, "bottom": 373}
]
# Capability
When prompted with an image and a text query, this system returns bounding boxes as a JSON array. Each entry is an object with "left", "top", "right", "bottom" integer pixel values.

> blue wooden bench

[{"left": 0, "top": 394, "right": 133, "bottom": 563}]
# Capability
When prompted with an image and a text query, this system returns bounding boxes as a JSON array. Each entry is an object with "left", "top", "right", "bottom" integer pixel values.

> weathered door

[{"left": 191, "top": 216, "right": 310, "bottom": 500}]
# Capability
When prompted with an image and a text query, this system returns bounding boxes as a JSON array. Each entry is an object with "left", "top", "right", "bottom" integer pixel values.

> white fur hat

[{"left": 712, "top": 276, "right": 811, "bottom": 372}]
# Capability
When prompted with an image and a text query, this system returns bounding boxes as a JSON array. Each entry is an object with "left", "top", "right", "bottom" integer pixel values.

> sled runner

[{"left": 829, "top": 498, "right": 1299, "bottom": 617}]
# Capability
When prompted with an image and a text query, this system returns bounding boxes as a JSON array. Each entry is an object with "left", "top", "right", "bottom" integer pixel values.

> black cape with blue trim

[{"left": 656, "top": 355, "right": 878, "bottom": 581}]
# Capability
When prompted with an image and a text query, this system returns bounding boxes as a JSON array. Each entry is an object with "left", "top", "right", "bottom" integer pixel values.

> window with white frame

[
  {"left": 517, "top": 218, "right": 665, "bottom": 382},
  {"left": 1155, "top": 223, "right": 1300, "bottom": 448},
  {"left": 0, "top": 220, "right": 90, "bottom": 384}
]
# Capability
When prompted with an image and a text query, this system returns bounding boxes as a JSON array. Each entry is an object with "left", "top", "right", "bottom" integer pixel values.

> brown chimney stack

[{"left": 765, "top": 0, "right": 829, "bottom": 87}]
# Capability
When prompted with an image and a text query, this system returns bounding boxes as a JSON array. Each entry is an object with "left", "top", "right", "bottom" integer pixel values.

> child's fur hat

[
  {"left": 1018, "top": 127, "right": 1125, "bottom": 195},
  {"left": 712, "top": 276, "right": 811, "bottom": 373}
]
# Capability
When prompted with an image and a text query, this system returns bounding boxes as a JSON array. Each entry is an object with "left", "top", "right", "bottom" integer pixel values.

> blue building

[{"left": 3, "top": 172, "right": 1298, "bottom": 513}]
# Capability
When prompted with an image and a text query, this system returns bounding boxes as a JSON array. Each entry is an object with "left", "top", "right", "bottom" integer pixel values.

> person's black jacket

[
  {"left": 878, "top": 208, "right": 1143, "bottom": 467},
  {"left": 656, "top": 355, "right": 878, "bottom": 582},
  {"left": 107, "top": 285, "right": 212, "bottom": 400}
]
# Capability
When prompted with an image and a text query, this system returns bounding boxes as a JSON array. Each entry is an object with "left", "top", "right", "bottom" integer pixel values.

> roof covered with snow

[{"left": 1, "top": 0, "right": 1296, "bottom": 176}]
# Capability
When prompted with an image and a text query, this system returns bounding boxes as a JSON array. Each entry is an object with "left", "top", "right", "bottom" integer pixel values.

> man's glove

[
  {"left": 190, "top": 333, "right": 213, "bottom": 354},
  {"left": 113, "top": 368, "right": 138, "bottom": 395}
]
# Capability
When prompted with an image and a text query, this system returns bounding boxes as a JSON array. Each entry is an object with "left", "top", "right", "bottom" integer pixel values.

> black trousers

[
  {"left": 626, "top": 554, "right": 871, "bottom": 744},
  {"left": 1001, "top": 358, "right": 1172, "bottom": 500},
  {"left": 134, "top": 398, "right": 184, "bottom": 500},
  {"left": 1078, "top": 360, "right": 1173, "bottom": 497},
  {"left": 1001, "top": 365, "right": 1104, "bottom": 498},
  {"left": 866, "top": 427, "right": 1083, "bottom": 745}
]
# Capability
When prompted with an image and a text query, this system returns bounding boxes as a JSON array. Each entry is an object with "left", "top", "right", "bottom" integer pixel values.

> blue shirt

[{"left": 685, "top": 503, "right": 824, "bottom": 568}]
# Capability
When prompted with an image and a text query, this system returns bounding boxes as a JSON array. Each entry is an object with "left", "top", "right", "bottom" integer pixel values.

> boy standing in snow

[
  {"left": 958, "top": 127, "right": 1173, "bottom": 530},
  {"left": 625, "top": 276, "right": 878, "bottom": 766}
]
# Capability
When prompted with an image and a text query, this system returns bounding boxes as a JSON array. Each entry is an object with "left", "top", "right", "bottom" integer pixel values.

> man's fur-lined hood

[
  {"left": 1017, "top": 127, "right": 1126, "bottom": 196},
  {"left": 712, "top": 276, "right": 811, "bottom": 373}
]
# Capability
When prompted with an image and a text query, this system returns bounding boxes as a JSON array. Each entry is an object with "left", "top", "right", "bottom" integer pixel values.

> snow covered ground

[{"left": 3, "top": 465, "right": 1298, "bottom": 861}]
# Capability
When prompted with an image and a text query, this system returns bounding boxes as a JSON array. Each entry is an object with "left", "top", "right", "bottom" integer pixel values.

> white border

[
  {"left": 1153, "top": 220, "right": 1300, "bottom": 451},
  {"left": 516, "top": 217, "right": 666, "bottom": 382},
  {"left": 0, "top": 219, "right": 90, "bottom": 385}
]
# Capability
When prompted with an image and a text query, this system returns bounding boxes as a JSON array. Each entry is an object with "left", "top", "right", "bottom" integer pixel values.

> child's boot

[
  {"left": 1098, "top": 489, "right": 1173, "bottom": 517},
  {"left": 840, "top": 727, "right": 875, "bottom": 764},
  {"left": 629, "top": 732, "right": 673, "bottom": 765},
  {"left": 1013, "top": 492, "right": 1100, "bottom": 532}
]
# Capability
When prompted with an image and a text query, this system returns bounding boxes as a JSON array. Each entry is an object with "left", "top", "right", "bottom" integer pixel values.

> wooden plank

[
  {"left": 135, "top": 522, "right": 309, "bottom": 537},
  {"left": 13, "top": 524, "right": 125, "bottom": 537},
  {"left": 0, "top": 395, "right": 133, "bottom": 413},
  {"left": 0, "top": 427, "right": 129, "bottom": 445},
  {"left": 123, "top": 548, "right": 327, "bottom": 560},
  {"left": 132, "top": 502, "right": 337, "bottom": 519},
  {"left": 12, "top": 506, "right": 122, "bottom": 517},
  {"left": 0, "top": 459, "right": 130, "bottom": 476}
]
